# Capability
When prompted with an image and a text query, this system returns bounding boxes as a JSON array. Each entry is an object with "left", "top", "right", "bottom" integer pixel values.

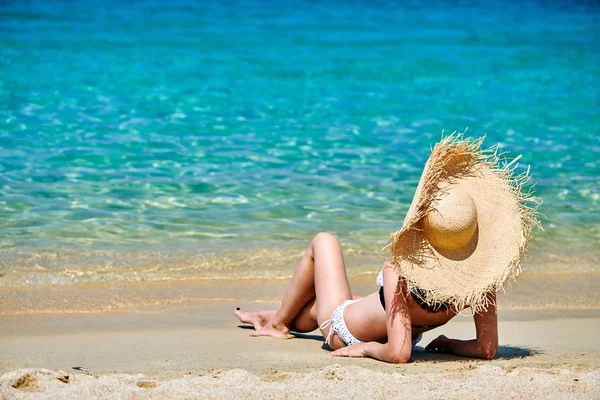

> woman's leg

[{"left": 235, "top": 232, "right": 353, "bottom": 341}]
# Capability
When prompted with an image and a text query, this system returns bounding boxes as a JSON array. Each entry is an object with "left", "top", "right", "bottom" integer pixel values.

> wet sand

[{"left": 1, "top": 274, "right": 599, "bottom": 398}]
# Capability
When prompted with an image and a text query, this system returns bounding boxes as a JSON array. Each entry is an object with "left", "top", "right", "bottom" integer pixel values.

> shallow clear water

[{"left": 0, "top": 0, "right": 599, "bottom": 284}]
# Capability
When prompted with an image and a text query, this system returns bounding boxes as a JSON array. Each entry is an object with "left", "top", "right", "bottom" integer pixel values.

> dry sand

[{"left": 1, "top": 274, "right": 599, "bottom": 399}]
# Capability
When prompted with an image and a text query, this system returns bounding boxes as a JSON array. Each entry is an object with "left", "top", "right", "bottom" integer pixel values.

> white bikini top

[{"left": 376, "top": 270, "right": 384, "bottom": 288}]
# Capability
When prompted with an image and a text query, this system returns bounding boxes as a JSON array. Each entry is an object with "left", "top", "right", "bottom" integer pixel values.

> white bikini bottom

[{"left": 319, "top": 298, "right": 423, "bottom": 348}]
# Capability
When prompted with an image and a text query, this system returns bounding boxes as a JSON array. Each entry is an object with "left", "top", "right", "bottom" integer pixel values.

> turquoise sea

[{"left": 0, "top": 0, "right": 599, "bottom": 285}]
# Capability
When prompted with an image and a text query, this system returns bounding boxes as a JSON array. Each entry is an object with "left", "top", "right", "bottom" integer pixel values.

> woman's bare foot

[
  {"left": 234, "top": 308, "right": 294, "bottom": 339},
  {"left": 235, "top": 308, "right": 271, "bottom": 330},
  {"left": 250, "top": 321, "right": 294, "bottom": 339}
]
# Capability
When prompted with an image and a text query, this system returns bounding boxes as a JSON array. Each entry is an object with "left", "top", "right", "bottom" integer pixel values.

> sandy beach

[
  {"left": 1, "top": 274, "right": 599, "bottom": 399},
  {"left": 2, "top": 0, "right": 599, "bottom": 397}
]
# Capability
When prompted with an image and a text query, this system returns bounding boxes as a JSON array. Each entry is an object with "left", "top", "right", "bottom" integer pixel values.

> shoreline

[
  {"left": 1, "top": 272, "right": 599, "bottom": 316},
  {"left": 1, "top": 240, "right": 598, "bottom": 286}
]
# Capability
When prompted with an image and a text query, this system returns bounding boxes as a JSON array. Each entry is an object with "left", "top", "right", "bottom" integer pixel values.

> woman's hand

[
  {"left": 331, "top": 342, "right": 369, "bottom": 358},
  {"left": 425, "top": 334, "right": 452, "bottom": 353},
  {"left": 424, "top": 294, "right": 499, "bottom": 360}
]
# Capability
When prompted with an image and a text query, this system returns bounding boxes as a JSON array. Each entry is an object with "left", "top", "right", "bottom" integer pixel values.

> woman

[
  {"left": 235, "top": 134, "right": 539, "bottom": 363},
  {"left": 236, "top": 232, "right": 498, "bottom": 362}
]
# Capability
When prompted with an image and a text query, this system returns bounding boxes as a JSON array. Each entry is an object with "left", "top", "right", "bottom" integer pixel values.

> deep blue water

[{"left": 0, "top": 0, "right": 599, "bottom": 282}]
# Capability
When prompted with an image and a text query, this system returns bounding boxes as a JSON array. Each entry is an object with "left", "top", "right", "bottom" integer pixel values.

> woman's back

[{"left": 344, "top": 286, "right": 457, "bottom": 344}]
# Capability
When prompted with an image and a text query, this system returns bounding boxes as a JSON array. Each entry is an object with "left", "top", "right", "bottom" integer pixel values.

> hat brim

[{"left": 388, "top": 134, "right": 540, "bottom": 312}]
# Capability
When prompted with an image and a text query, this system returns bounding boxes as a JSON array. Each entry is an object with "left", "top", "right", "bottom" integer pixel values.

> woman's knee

[
  {"left": 312, "top": 232, "right": 339, "bottom": 247},
  {"left": 306, "top": 232, "right": 338, "bottom": 259}
]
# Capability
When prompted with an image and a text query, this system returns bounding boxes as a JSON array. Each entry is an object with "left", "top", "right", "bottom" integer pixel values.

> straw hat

[{"left": 388, "top": 133, "right": 540, "bottom": 313}]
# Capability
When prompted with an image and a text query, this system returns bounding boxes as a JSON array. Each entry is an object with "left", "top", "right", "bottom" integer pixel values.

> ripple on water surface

[{"left": 0, "top": 0, "right": 599, "bottom": 283}]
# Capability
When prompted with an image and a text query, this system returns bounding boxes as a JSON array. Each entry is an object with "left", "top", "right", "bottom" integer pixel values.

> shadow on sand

[
  {"left": 237, "top": 325, "right": 325, "bottom": 342},
  {"left": 238, "top": 325, "right": 539, "bottom": 361},
  {"left": 410, "top": 345, "right": 540, "bottom": 362}
]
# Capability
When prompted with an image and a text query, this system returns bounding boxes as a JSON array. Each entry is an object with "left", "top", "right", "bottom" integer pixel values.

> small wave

[{"left": 182, "top": 232, "right": 238, "bottom": 238}]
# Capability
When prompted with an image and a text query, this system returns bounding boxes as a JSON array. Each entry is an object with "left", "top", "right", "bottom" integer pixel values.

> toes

[
  {"left": 234, "top": 308, "right": 245, "bottom": 317},
  {"left": 279, "top": 333, "right": 295, "bottom": 340},
  {"left": 249, "top": 330, "right": 294, "bottom": 339},
  {"left": 234, "top": 309, "right": 250, "bottom": 324}
]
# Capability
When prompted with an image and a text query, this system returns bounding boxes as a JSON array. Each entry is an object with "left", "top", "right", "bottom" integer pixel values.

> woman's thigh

[{"left": 309, "top": 233, "right": 353, "bottom": 336}]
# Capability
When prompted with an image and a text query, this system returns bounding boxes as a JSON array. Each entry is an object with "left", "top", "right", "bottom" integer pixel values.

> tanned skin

[{"left": 235, "top": 232, "right": 498, "bottom": 363}]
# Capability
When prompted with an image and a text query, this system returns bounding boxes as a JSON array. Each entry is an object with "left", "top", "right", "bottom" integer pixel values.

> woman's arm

[
  {"left": 425, "top": 293, "right": 498, "bottom": 360},
  {"left": 332, "top": 265, "right": 413, "bottom": 363}
]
